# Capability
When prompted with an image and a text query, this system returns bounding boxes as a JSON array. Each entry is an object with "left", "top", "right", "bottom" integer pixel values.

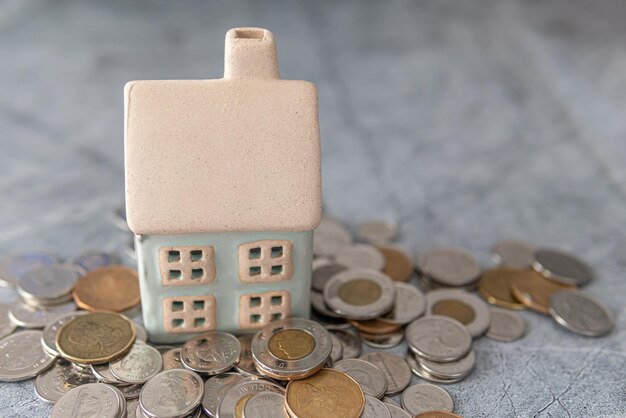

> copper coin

[
  {"left": 73, "top": 265, "right": 140, "bottom": 312},
  {"left": 348, "top": 319, "right": 402, "bottom": 335},
  {"left": 376, "top": 245, "right": 414, "bottom": 282},
  {"left": 479, "top": 268, "right": 527, "bottom": 310},
  {"left": 510, "top": 270, "right": 575, "bottom": 314}
]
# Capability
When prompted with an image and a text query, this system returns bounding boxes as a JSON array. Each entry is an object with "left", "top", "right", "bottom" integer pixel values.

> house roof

[{"left": 124, "top": 28, "right": 321, "bottom": 235}]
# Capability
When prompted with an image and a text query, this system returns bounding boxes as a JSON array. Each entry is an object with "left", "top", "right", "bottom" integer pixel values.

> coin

[
  {"left": 51, "top": 383, "right": 125, "bottom": 418},
  {"left": 118, "top": 383, "right": 143, "bottom": 400},
  {"left": 234, "top": 335, "right": 262, "bottom": 377},
  {"left": 405, "top": 315, "right": 471, "bottom": 362},
  {"left": 417, "top": 248, "right": 481, "bottom": 287},
  {"left": 334, "top": 358, "right": 387, "bottom": 399},
  {"left": 510, "top": 270, "right": 575, "bottom": 314},
  {"left": 0, "top": 304, "right": 16, "bottom": 339},
  {"left": 385, "top": 402, "right": 413, "bottom": 418},
  {"left": 9, "top": 299, "right": 77, "bottom": 328},
  {"left": 310, "top": 290, "right": 345, "bottom": 319},
  {"left": 324, "top": 269, "right": 395, "bottom": 320},
  {"left": 336, "top": 244, "right": 386, "bottom": 271},
  {"left": 327, "top": 328, "right": 362, "bottom": 359},
  {"left": 377, "top": 244, "right": 414, "bottom": 282},
  {"left": 359, "top": 352, "right": 411, "bottom": 395},
  {"left": 479, "top": 268, "right": 527, "bottom": 310},
  {"left": 329, "top": 332, "right": 344, "bottom": 363},
  {"left": 91, "top": 361, "right": 126, "bottom": 384},
  {"left": 285, "top": 368, "right": 364, "bottom": 418},
  {"left": 252, "top": 318, "right": 331, "bottom": 380},
  {"left": 110, "top": 343, "right": 163, "bottom": 384},
  {"left": 361, "top": 395, "right": 392, "bottom": 418},
  {"left": 313, "top": 216, "right": 353, "bottom": 257},
  {"left": 486, "top": 308, "right": 526, "bottom": 342},
  {"left": 181, "top": 331, "right": 240, "bottom": 375},
  {"left": 162, "top": 347, "right": 184, "bottom": 370},
  {"left": 218, "top": 378, "right": 285, "bottom": 418},
  {"left": 549, "top": 290, "right": 614, "bottom": 337},
  {"left": 41, "top": 310, "right": 89, "bottom": 356},
  {"left": 17, "top": 264, "right": 84, "bottom": 306},
  {"left": 426, "top": 290, "right": 491, "bottom": 337},
  {"left": 242, "top": 392, "right": 288, "bottom": 418},
  {"left": 356, "top": 219, "right": 399, "bottom": 244},
  {"left": 140, "top": 369, "right": 204, "bottom": 418},
  {"left": 380, "top": 282, "right": 426, "bottom": 325},
  {"left": 417, "top": 349, "right": 476, "bottom": 380},
  {"left": 312, "top": 263, "right": 347, "bottom": 292},
  {"left": 0, "top": 330, "right": 55, "bottom": 381},
  {"left": 56, "top": 312, "right": 136, "bottom": 364},
  {"left": 360, "top": 329, "right": 404, "bottom": 349},
  {"left": 491, "top": 240, "right": 536, "bottom": 270},
  {"left": 349, "top": 318, "right": 402, "bottom": 335},
  {"left": 35, "top": 358, "right": 98, "bottom": 403},
  {"left": 407, "top": 355, "right": 466, "bottom": 384},
  {"left": 202, "top": 372, "right": 246, "bottom": 417},
  {"left": 134, "top": 322, "right": 148, "bottom": 342},
  {"left": 73, "top": 266, "right": 141, "bottom": 312},
  {"left": 74, "top": 251, "right": 120, "bottom": 271},
  {"left": 533, "top": 249, "right": 594, "bottom": 287},
  {"left": 0, "top": 251, "right": 58, "bottom": 288},
  {"left": 401, "top": 384, "right": 454, "bottom": 416}
]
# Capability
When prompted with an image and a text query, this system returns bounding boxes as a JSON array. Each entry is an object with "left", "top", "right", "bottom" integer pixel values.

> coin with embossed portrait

[
  {"left": 549, "top": 290, "right": 614, "bottom": 337},
  {"left": 401, "top": 384, "right": 454, "bottom": 416},
  {"left": 0, "top": 330, "right": 55, "bottom": 382},
  {"left": 218, "top": 377, "right": 285, "bottom": 418},
  {"left": 359, "top": 352, "right": 411, "bottom": 395},
  {"left": 181, "top": 331, "right": 240, "bottom": 375},
  {"left": 35, "top": 359, "right": 98, "bottom": 403},
  {"left": 334, "top": 358, "right": 387, "bottom": 399},
  {"left": 50, "top": 382, "right": 125, "bottom": 418},
  {"left": 41, "top": 310, "right": 89, "bottom": 356},
  {"left": 140, "top": 369, "right": 204, "bottom": 418},
  {"left": 405, "top": 315, "right": 471, "bottom": 362},
  {"left": 486, "top": 308, "right": 525, "bottom": 342},
  {"left": 109, "top": 343, "right": 163, "bottom": 384}
]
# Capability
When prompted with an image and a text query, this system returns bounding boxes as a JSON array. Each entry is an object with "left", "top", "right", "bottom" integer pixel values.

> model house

[{"left": 124, "top": 27, "right": 321, "bottom": 343}]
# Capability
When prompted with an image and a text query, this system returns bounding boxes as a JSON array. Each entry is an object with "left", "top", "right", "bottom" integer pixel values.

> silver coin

[
  {"left": 313, "top": 216, "right": 353, "bottom": 257},
  {"left": 162, "top": 347, "right": 184, "bottom": 370},
  {"left": 127, "top": 398, "right": 140, "bottom": 418},
  {"left": 405, "top": 315, "right": 471, "bottom": 362},
  {"left": 91, "top": 362, "right": 126, "bottom": 385},
  {"left": 426, "top": 289, "right": 491, "bottom": 337},
  {"left": 311, "top": 290, "right": 344, "bottom": 319},
  {"left": 51, "top": 382, "right": 124, "bottom": 418},
  {"left": 35, "top": 359, "right": 98, "bottom": 403},
  {"left": 217, "top": 378, "right": 284, "bottom": 418},
  {"left": 252, "top": 318, "right": 331, "bottom": 380},
  {"left": 491, "top": 239, "right": 536, "bottom": 269},
  {"left": 329, "top": 332, "right": 344, "bottom": 363},
  {"left": 534, "top": 249, "right": 594, "bottom": 287},
  {"left": 41, "top": 310, "right": 89, "bottom": 356},
  {"left": 118, "top": 383, "right": 143, "bottom": 400},
  {"left": 324, "top": 269, "right": 395, "bottom": 320},
  {"left": 134, "top": 322, "right": 148, "bottom": 342},
  {"left": 17, "top": 264, "right": 84, "bottom": 304},
  {"left": 360, "top": 329, "right": 405, "bottom": 349},
  {"left": 401, "top": 383, "right": 454, "bottom": 416},
  {"left": 335, "top": 244, "right": 386, "bottom": 271},
  {"left": 382, "top": 396, "right": 400, "bottom": 407},
  {"left": 385, "top": 402, "right": 412, "bottom": 418},
  {"left": 311, "top": 263, "right": 347, "bottom": 292},
  {"left": 359, "top": 352, "right": 411, "bottom": 395},
  {"left": 418, "top": 248, "right": 481, "bottom": 287},
  {"left": 407, "top": 355, "right": 468, "bottom": 385},
  {"left": 0, "top": 251, "right": 58, "bottom": 288},
  {"left": 181, "top": 332, "right": 241, "bottom": 375},
  {"left": 418, "top": 349, "right": 476, "bottom": 380},
  {"left": 242, "top": 391, "right": 288, "bottom": 418},
  {"left": 549, "top": 290, "right": 614, "bottom": 337},
  {"left": 140, "top": 369, "right": 204, "bottom": 418},
  {"left": 74, "top": 251, "right": 120, "bottom": 271},
  {"left": 380, "top": 282, "right": 426, "bottom": 325},
  {"left": 110, "top": 343, "right": 163, "bottom": 384},
  {"left": 0, "top": 304, "right": 16, "bottom": 339},
  {"left": 202, "top": 372, "right": 246, "bottom": 417},
  {"left": 334, "top": 358, "right": 387, "bottom": 399},
  {"left": 486, "top": 308, "right": 526, "bottom": 342},
  {"left": 234, "top": 334, "right": 262, "bottom": 377},
  {"left": 0, "top": 330, "right": 55, "bottom": 381},
  {"left": 9, "top": 299, "right": 76, "bottom": 329},
  {"left": 361, "top": 395, "right": 392, "bottom": 418},
  {"left": 327, "top": 328, "right": 362, "bottom": 359},
  {"left": 356, "top": 219, "right": 399, "bottom": 244}
]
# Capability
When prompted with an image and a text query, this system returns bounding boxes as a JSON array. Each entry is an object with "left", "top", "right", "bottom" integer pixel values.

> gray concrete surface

[{"left": 0, "top": 0, "right": 625, "bottom": 416}]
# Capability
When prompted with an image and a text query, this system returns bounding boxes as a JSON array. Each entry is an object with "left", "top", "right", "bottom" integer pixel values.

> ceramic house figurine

[{"left": 124, "top": 27, "right": 321, "bottom": 343}]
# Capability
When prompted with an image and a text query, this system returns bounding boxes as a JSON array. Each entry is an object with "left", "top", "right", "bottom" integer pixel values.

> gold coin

[
  {"left": 268, "top": 329, "right": 316, "bottom": 361},
  {"left": 432, "top": 300, "right": 475, "bottom": 325},
  {"left": 377, "top": 245, "right": 414, "bottom": 281},
  {"left": 56, "top": 312, "right": 136, "bottom": 364},
  {"left": 479, "top": 268, "right": 527, "bottom": 310},
  {"left": 348, "top": 319, "right": 402, "bottom": 335},
  {"left": 285, "top": 368, "right": 364, "bottom": 418},
  {"left": 338, "top": 279, "right": 381, "bottom": 306},
  {"left": 414, "top": 412, "right": 463, "bottom": 418},
  {"left": 72, "top": 266, "right": 140, "bottom": 312},
  {"left": 510, "top": 270, "right": 575, "bottom": 315}
]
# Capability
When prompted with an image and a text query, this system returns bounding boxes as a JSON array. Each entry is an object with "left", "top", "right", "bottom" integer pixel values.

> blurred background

[{"left": 0, "top": 0, "right": 625, "bottom": 416}]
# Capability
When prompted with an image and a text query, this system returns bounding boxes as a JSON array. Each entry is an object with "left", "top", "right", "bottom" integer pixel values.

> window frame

[{"left": 238, "top": 240, "right": 293, "bottom": 283}]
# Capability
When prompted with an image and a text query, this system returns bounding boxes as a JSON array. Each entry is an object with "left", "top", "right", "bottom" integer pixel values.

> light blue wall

[{"left": 136, "top": 231, "right": 312, "bottom": 343}]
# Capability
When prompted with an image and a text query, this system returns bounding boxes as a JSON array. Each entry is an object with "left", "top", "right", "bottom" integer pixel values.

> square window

[
  {"left": 191, "top": 269, "right": 204, "bottom": 279},
  {"left": 250, "top": 297, "right": 262, "bottom": 308},
  {"left": 271, "top": 265, "right": 283, "bottom": 275},
  {"left": 271, "top": 313, "right": 282, "bottom": 321},
  {"left": 168, "top": 250, "right": 181, "bottom": 262},
  {"left": 249, "top": 247, "right": 262, "bottom": 259},
  {"left": 172, "top": 318, "right": 184, "bottom": 328},
  {"left": 194, "top": 317, "right": 206, "bottom": 328},
  {"left": 250, "top": 314, "right": 261, "bottom": 323},
  {"left": 169, "top": 270, "right": 182, "bottom": 280},
  {"left": 190, "top": 250, "right": 203, "bottom": 261},
  {"left": 271, "top": 246, "right": 283, "bottom": 258},
  {"left": 193, "top": 300, "right": 205, "bottom": 311},
  {"left": 271, "top": 295, "right": 283, "bottom": 306},
  {"left": 249, "top": 266, "right": 261, "bottom": 276},
  {"left": 163, "top": 295, "right": 216, "bottom": 333},
  {"left": 172, "top": 301, "right": 184, "bottom": 311}
]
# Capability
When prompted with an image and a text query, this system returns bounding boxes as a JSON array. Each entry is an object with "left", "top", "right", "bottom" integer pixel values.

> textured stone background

[{"left": 0, "top": 0, "right": 625, "bottom": 416}]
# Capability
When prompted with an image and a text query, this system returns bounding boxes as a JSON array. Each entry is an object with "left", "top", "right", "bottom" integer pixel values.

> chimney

[{"left": 224, "top": 27, "right": 280, "bottom": 80}]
